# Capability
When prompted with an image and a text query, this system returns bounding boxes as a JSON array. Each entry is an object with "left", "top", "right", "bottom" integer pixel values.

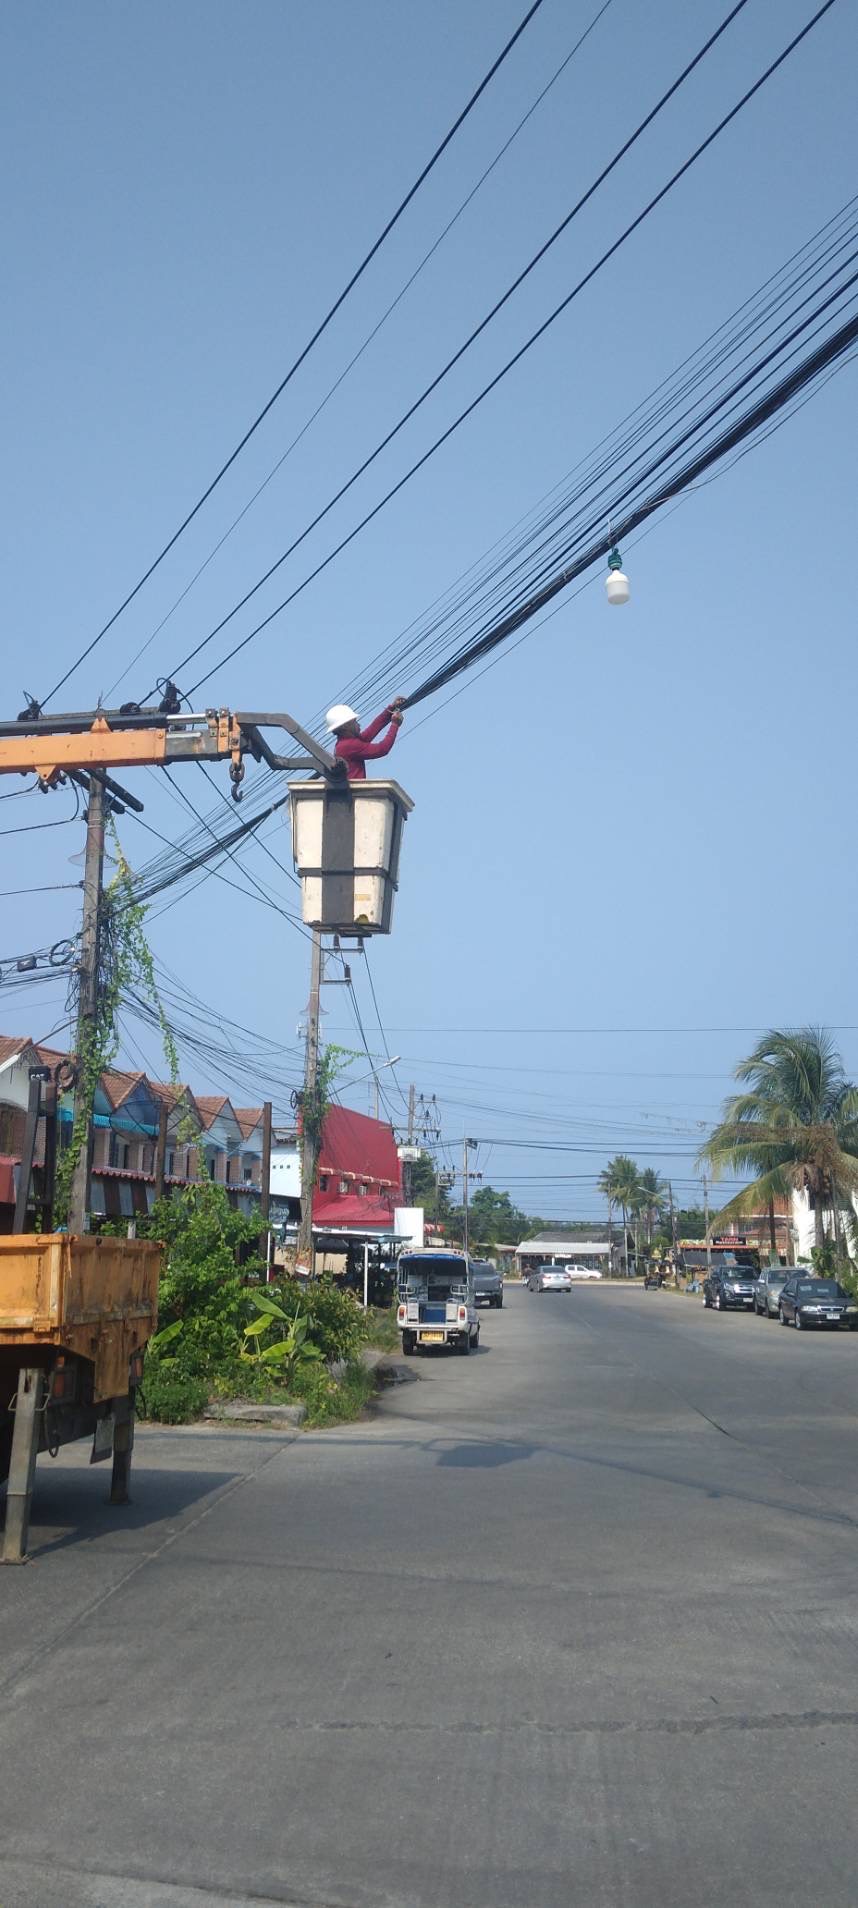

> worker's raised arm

[
  {"left": 359, "top": 720, "right": 400, "bottom": 760},
  {"left": 359, "top": 707, "right": 395, "bottom": 743}
]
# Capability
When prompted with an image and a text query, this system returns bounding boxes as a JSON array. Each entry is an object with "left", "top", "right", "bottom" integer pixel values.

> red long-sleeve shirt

[{"left": 334, "top": 708, "right": 400, "bottom": 781}]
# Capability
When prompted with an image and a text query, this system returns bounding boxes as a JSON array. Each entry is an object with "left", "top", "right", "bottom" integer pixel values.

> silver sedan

[
  {"left": 528, "top": 1266, "right": 574, "bottom": 1294},
  {"left": 754, "top": 1267, "right": 790, "bottom": 1317}
]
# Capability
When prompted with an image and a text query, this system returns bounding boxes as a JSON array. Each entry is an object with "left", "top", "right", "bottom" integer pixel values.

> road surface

[{"left": 2, "top": 1284, "right": 858, "bottom": 1907}]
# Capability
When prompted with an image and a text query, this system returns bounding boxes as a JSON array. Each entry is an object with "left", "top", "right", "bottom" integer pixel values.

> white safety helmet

[{"left": 326, "top": 703, "right": 360, "bottom": 734}]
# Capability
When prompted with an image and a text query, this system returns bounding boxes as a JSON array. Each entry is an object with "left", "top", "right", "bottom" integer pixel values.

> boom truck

[
  {"left": 0, "top": 698, "right": 339, "bottom": 1559},
  {"left": 0, "top": 696, "right": 412, "bottom": 1555}
]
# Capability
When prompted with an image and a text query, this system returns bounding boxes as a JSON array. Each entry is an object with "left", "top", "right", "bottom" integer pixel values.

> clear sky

[{"left": 2, "top": 0, "right": 857, "bottom": 1220}]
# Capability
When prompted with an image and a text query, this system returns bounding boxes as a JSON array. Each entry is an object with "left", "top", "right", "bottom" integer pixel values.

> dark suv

[{"left": 703, "top": 1264, "right": 758, "bottom": 1312}]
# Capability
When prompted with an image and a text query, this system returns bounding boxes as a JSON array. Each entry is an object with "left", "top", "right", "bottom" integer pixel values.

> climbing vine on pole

[{"left": 55, "top": 826, "right": 186, "bottom": 1222}]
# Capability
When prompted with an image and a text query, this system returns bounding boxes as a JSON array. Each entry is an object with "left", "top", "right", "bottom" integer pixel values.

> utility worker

[{"left": 326, "top": 698, "right": 405, "bottom": 780}]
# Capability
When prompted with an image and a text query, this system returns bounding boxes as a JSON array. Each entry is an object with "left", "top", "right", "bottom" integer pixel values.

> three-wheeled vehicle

[{"left": 396, "top": 1249, "right": 479, "bottom": 1355}]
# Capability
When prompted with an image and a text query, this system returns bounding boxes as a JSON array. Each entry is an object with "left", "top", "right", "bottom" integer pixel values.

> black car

[
  {"left": 703, "top": 1265, "right": 758, "bottom": 1311},
  {"left": 779, "top": 1276, "right": 858, "bottom": 1331}
]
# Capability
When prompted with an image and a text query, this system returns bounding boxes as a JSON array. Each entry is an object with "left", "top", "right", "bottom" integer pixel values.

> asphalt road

[{"left": 3, "top": 1285, "right": 858, "bottom": 1908}]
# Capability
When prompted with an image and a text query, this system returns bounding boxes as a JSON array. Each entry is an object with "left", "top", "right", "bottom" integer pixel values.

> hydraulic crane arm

[{"left": 0, "top": 705, "right": 339, "bottom": 795}]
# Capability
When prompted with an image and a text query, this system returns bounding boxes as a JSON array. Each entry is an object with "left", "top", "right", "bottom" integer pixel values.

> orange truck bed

[{"left": 0, "top": 1233, "right": 161, "bottom": 1401}]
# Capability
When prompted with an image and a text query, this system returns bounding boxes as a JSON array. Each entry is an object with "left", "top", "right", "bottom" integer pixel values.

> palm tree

[
  {"left": 599, "top": 1155, "right": 641, "bottom": 1276},
  {"left": 699, "top": 1028, "right": 858, "bottom": 1254},
  {"left": 638, "top": 1168, "right": 666, "bottom": 1251},
  {"left": 597, "top": 1163, "right": 616, "bottom": 1264}
]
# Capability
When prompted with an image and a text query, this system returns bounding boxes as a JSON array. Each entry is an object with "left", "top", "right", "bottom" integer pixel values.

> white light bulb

[{"left": 605, "top": 567, "right": 630, "bottom": 606}]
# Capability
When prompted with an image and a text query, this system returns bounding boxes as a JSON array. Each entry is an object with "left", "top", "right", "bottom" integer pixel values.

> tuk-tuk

[{"left": 396, "top": 1249, "right": 479, "bottom": 1355}]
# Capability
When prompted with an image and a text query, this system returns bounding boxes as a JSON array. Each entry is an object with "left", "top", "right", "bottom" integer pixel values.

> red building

[{"left": 313, "top": 1105, "right": 403, "bottom": 1235}]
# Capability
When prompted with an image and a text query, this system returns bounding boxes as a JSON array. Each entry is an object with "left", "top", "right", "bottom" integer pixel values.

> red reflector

[{"left": 458, "top": 1307, "right": 466, "bottom": 1321}]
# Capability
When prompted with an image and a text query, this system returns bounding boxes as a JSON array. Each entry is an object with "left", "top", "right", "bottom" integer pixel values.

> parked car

[
  {"left": 471, "top": 1260, "right": 504, "bottom": 1308},
  {"left": 778, "top": 1276, "right": 858, "bottom": 1331},
  {"left": 528, "top": 1265, "right": 574, "bottom": 1294},
  {"left": 703, "top": 1265, "right": 758, "bottom": 1311},
  {"left": 754, "top": 1267, "right": 791, "bottom": 1317},
  {"left": 564, "top": 1264, "right": 603, "bottom": 1280}
]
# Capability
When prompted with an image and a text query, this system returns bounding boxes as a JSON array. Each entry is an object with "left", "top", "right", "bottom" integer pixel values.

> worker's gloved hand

[
  {"left": 391, "top": 709, "right": 404, "bottom": 727},
  {"left": 390, "top": 695, "right": 405, "bottom": 711}
]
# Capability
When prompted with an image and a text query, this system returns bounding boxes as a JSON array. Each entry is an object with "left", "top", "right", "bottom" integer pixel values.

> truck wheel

[
  {"left": 402, "top": 1331, "right": 415, "bottom": 1356},
  {"left": 459, "top": 1332, "right": 471, "bottom": 1355},
  {"left": 496, "top": 1294, "right": 503, "bottom": 1308}
]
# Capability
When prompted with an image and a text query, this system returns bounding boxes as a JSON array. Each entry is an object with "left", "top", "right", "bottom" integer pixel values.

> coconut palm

[
  {"left": 599, "top": 1155, "right": 641, "bottom": 1275},
  {"left": 638, "top": 1168, "right": 666, "bottom": 1250},
  {"left": 699, "top": 1028, "right": 858, "bottom": 1253}
]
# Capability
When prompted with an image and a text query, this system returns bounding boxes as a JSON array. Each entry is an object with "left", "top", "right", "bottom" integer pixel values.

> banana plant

[
  {"left": 241, "top": 1292, "right": 323, "bottom": 1386},
  {"left": 147, "top": 1318, "right": 184, "bottom": 1365}
]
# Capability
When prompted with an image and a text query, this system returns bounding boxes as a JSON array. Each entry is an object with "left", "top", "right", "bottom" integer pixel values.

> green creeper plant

[{"left": 55, "top": 827, "right": 196, "bottom": 1222}]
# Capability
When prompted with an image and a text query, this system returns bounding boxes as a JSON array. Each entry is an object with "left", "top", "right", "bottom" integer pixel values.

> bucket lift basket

[{"left": 289, "top": 778, "right": 413, "bottom": 935}]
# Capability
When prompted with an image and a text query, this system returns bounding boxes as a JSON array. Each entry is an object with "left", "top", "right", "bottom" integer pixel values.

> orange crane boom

[{"left": 0, "top": 705, "right": 338, "bottom": 795}]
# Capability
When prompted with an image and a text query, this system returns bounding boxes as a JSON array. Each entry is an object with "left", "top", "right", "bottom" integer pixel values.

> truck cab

[{"left": 397, "top": 1249, "right": 479, "bottom": 1355}]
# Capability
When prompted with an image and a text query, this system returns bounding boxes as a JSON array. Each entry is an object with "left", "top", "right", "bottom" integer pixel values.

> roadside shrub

[
  {"left": 268, "top": 1276, "right": 368, "bottom": 1363},
  {"left": 139, "top": 1358, "right": 210, "bottom": 1424},
  {"left": 289, "top": 1358, "right": 375, "bottom": 1426}
]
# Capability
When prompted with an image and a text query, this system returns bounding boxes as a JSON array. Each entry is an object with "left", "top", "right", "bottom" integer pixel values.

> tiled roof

[
  {"left": 194, "top": 1094, "right": 238, "bottom": 1131},
  {"left": 34, "top": 1043, "right": 71, "bottom": 1072},
  {"left": 313, "top": 1193, "right": 397, "bottom": 1231},
  {"left": 99, "top": 1069, "right": 149, "bottom": 1111},
  {"left": 0, "top": 1034, "right": 31, "bottom": 1066},
  {"left": 234, "top": 1106, "right": 263, "bottom": 1140}
]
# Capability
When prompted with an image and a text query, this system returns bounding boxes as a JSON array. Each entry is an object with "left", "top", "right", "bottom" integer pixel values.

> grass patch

[{"left": 364, "top": 1305, "right": 399, "bottom": 1353}]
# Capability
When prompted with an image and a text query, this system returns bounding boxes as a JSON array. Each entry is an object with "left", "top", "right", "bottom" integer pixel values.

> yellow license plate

[{"left": 420, "top": 1331, "right": 445, "bottom": 1343}]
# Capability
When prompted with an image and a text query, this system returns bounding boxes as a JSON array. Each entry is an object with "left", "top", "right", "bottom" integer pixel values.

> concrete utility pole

[
  {"left": 403, "top": 1082, "right": 416, "bottom": 1204},
  {"left": 703, "top": 1173, "right": 712, "bottom": 1277},
  {"left": 259, "top": 1099, "right": 272, "bottom": 1277},
  {"left": 669, "top": 1180, "right": 678, "bottom": 1252},
  {"left": 462, "top": 1137, "right": 479, "bottom": 1256},
  {"left": 68, "top": 772, "right": 106, "bottom": 1234},
  {"left": 297, "top": 928, "right": 323, "bottom": 1270}
]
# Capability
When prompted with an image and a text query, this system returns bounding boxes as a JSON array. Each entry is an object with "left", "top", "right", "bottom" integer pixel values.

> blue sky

[{"left": 2, "top": 0, "right": 857, "bottom": 1218}]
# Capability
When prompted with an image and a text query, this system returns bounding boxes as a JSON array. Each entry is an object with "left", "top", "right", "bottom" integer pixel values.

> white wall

[
  {"left": 791, "top": 1188, "right": 857, "bottom": 1263},
  {"left": 0, "top": 1049, "right": 35, "bottom": 1115},
  {"left": 394, "top": 1206, "right": 424, "bottom": 1250},
  {"left": 271, "top": 1142, "right": 301, "bottom": 1200}
]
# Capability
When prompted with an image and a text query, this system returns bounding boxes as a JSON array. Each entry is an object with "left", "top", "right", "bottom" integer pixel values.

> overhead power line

[
  {"left": 105, "top": 0, "right": 615, "bottom": 703},
  {"left": 322, "top": 191, "right": 858, "bottom": 725},
  {"left": 180, "top": 0, "right": 842, "bottom": 701},
  {"left": 400, "top": 300, "right": 858, "bottom": 706},
  {"left": 39, "top": 0, "right": 549, "bottom": 710},
  {"left": 162, "top": 0, "right": 764, "bottom": 696}
]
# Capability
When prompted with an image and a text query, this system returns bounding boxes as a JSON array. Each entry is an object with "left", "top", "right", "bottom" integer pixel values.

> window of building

[
  {"left": 109, "top": 1133, "right": 130, "bottom": 1170},
  {"left": 141, "top": 1144, "right": 154, "bottom": 1176},
  {"left": 243, "top": 1159, "right": 254, "bottom": 1182},
  {"left": 338, "top": 1176, "right": 349, "bottom": 1195},
  {"left": 166, "top": 1149, "right": 175, "bottom": 1177},
  {"left": 358, "top": 1183, "right": 369, "bottom": 1198},
  {"left": 319, "top": 1174, "right": 329, "bottom": 1192}
]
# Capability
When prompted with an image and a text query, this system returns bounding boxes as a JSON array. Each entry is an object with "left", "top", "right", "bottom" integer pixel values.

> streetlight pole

[{"left": 703, "top": 1173, "right": 712, "bottom": 1279}]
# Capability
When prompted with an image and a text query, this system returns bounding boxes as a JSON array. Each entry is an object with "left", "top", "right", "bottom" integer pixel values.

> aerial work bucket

[{"left": 289, "top": 778, "right": 413, "bottom": 935}]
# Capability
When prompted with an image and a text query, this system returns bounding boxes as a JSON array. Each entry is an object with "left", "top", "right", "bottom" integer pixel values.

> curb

[{"left": 203, "top": 1401, "right": 308, "bottom": 1426}]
